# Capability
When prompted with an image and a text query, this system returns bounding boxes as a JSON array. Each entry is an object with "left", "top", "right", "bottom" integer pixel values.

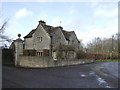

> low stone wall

[
  {"left": 55, "top": 59, "right": 95, "bottom": 67},
  {"left": 18, "top": 56, "right": 54, "bottom": 68},
  {"left": 18, "top": 56, "right": 95, "bottom": 68}
]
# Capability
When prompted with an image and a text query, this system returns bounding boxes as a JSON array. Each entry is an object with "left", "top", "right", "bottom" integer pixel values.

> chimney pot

[{"left": 39, "top": 20, "right": 46, "bottom": 25}]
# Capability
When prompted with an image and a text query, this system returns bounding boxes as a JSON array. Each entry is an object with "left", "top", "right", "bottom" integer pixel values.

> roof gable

[
  {"left": 62, "top": 30, "right": 80, "bottom": 43},
  {"left": 24, "top": 21, "right": 79, "bottom": 43},
  {"left": 24, "top": 23, "right": 63, "bottom": 39},
  {"left": 62, "top": 30, "right": 74, "bottom": 40},
  {"left": 24, "top": 29, "right": 35, "bottom": 38},
  {"left": 40, "top": 24, "right": 53, "bottom": 35}
]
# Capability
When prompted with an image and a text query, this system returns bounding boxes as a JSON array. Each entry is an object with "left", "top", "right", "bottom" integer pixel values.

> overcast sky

[{"left": 1, "top": 0, "right": 118, "bottom": 46}]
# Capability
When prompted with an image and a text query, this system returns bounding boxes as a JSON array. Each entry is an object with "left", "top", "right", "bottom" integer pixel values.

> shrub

[{"left": 76, "top": 51, "right": 109, "bottom": 59}]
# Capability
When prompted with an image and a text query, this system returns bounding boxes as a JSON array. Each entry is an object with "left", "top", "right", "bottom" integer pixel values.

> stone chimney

[
  {"left": 39, "top": 20, "right": 46, "bottom": 25},
  {"left": 58, "top": 26, "right": 63, "bottom": 30}
]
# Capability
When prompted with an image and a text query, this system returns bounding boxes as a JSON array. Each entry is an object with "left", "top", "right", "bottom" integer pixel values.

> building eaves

[
  {"left": 24, "top": 29, "right": 35, "bottom": 38},
  {"left": 62, "top": 30, "right": 74, "bottom": 40},
  {"left": 62, "top": 30, "right": 80, "bottom": 43},
  {"left": 41, "top": 24, "right": 51, "bottom": 34},
  {"left": 41, "top": 24, "right": 62, "bottom": 36}
]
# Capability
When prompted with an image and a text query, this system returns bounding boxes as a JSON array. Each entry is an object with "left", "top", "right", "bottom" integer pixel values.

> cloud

[
  {"left": 68, "top": 5, "right": 78, "bottom": 15},
  {"left": 1, "top": 0, "right": 119, "bottom": 2},
  {"left": 15, "top": 8, "right": 33, "bottom": 19},
  {"left": 69, "top": 9, "right": 76, "bottom": 14},
  {"left": 51, "top": 17, "right": 63, "bottom": 26},
  {"left": 76, "top": 25, "right": 118, "bottom": 46},
  {"left": 93, "top": 3, "right": 118, "bottom": 18},
  {"left": 91, "top": 2, "right": 98, "bottom": 8},
  {"left": 39, "top": 14, "right": 47, "bottom": 21},
  {"left": 94, "top": 8, "right": 117, "bottom": 18}
]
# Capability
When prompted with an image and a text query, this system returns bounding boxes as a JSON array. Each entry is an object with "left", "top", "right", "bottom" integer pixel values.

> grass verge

[{"left": 96, "top": 59, "right": 120, "bottom": 62}]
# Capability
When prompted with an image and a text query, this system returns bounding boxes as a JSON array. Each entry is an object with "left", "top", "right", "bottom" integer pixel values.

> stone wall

[
  {"left": 24, "top": 24, "right": 51, "bottom": 50},
  {"left": 24, "top": 38, "right": 34, "bottom": 49},
  {"left": 18, "top": 56, "right": 54, "bottom": 68},
  {"left": 33, "top": 24, "right": 51, "bottom": 50},
  {"left": 55, "top": 59, "right": 94, "bottom": 67},
  {"left": 68, "top": 32, "right": 79, "bottom": 51},
  {"left": 18, "top": 55, "right": 95, "bottom": 68}
]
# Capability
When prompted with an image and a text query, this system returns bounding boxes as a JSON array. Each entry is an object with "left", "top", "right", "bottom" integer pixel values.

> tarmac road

[{"left": 2, "top": 61, "right": 119, "bottom": 88}]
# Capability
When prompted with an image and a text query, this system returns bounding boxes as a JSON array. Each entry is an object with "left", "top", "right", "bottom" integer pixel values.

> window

[
  {"left": 37, "top": 37, "right": 42, "bottom": 42},
  {"left": 40, "top": 37, "right": 42, "bottom": 41},
  {"left": 36, "top": 52, "right": 43, "bottom": 56},
  {"left": 40, "top": 52, "right": 43, "bottom": 56}
]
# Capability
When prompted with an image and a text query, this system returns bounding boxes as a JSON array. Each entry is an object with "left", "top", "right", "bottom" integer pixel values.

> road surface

[{"left": 2, "top": 61, "right": 119, "bottom": 88}]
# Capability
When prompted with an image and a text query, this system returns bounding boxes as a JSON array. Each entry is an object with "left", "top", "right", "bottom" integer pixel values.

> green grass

[{"left": 96, "top": 59, "right": 120, "bottom": 62}]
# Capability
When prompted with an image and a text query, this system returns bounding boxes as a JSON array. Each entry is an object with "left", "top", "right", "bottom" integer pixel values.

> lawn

[{"left": 96, "top": 59, "right": 120, "bottom": 62}]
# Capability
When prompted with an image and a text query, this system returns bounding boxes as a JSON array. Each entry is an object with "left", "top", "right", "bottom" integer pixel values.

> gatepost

[{"left": 14, "top": 34, "right": 23, "bottom": 66}]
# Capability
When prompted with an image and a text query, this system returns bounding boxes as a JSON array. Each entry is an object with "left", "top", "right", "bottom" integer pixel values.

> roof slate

[
  {"left": 24, "top": 22, "right": 79, "bottom": 43},
  {"left": 24, "top": 24, "right": 61, "bottom": 38},
  {"left": 24, "top": 29, "right": 35, "bottom": 38},
  {"left": 62, "top": 30, "right": 74, "bottom": 40}
]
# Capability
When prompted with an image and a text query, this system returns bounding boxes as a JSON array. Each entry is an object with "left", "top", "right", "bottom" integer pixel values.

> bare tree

[
  {"left": 86, "top": 33, "right": 119, "bottom": 59},
  {"left": 0, "top": 21, "right": 7, "bottom": 33},
  {"left": 0, "top": 20, "right": 12, "bottom": 48}
]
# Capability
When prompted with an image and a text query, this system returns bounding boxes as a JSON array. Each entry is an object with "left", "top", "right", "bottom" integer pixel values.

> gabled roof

[
  {"left": 62, "top": 30, "right": 80, "bottom": 43},
  {"left": 24, "top": 21, "right": 80, "bottom": 43},
  {"left": 41, "top": 24, "right": 62, "bottom": 35},
  {"left": 24, "top": 24, "right": 62, "bottom": 38},
  {"left": 41, "top": 24, "right": 52, "bottom": 35},
  {"left": 24, "top": 29, "right": 35, "bottom": 38},
  {"left": 14, "top": 38, "right": 23, "bottom": 42},
  {"left": 62, "top": 30, "right": 74, "bottom": 40},
  {"left": 9, "top": 42, "right": 15, "bottom": 50}
]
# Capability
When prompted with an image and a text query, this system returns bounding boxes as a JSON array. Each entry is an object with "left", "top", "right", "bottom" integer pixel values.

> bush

[
  {"left": 76, "top": 51, "right": 109, "bottom": 59},
  {"left": 76, "top": 51, "right": 91, "bottom": 59}
]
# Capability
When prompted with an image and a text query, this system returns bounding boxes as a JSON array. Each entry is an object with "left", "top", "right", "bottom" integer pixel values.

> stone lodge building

[{"left": 10, "top": 20, "right": 81, "bottom": 61}]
